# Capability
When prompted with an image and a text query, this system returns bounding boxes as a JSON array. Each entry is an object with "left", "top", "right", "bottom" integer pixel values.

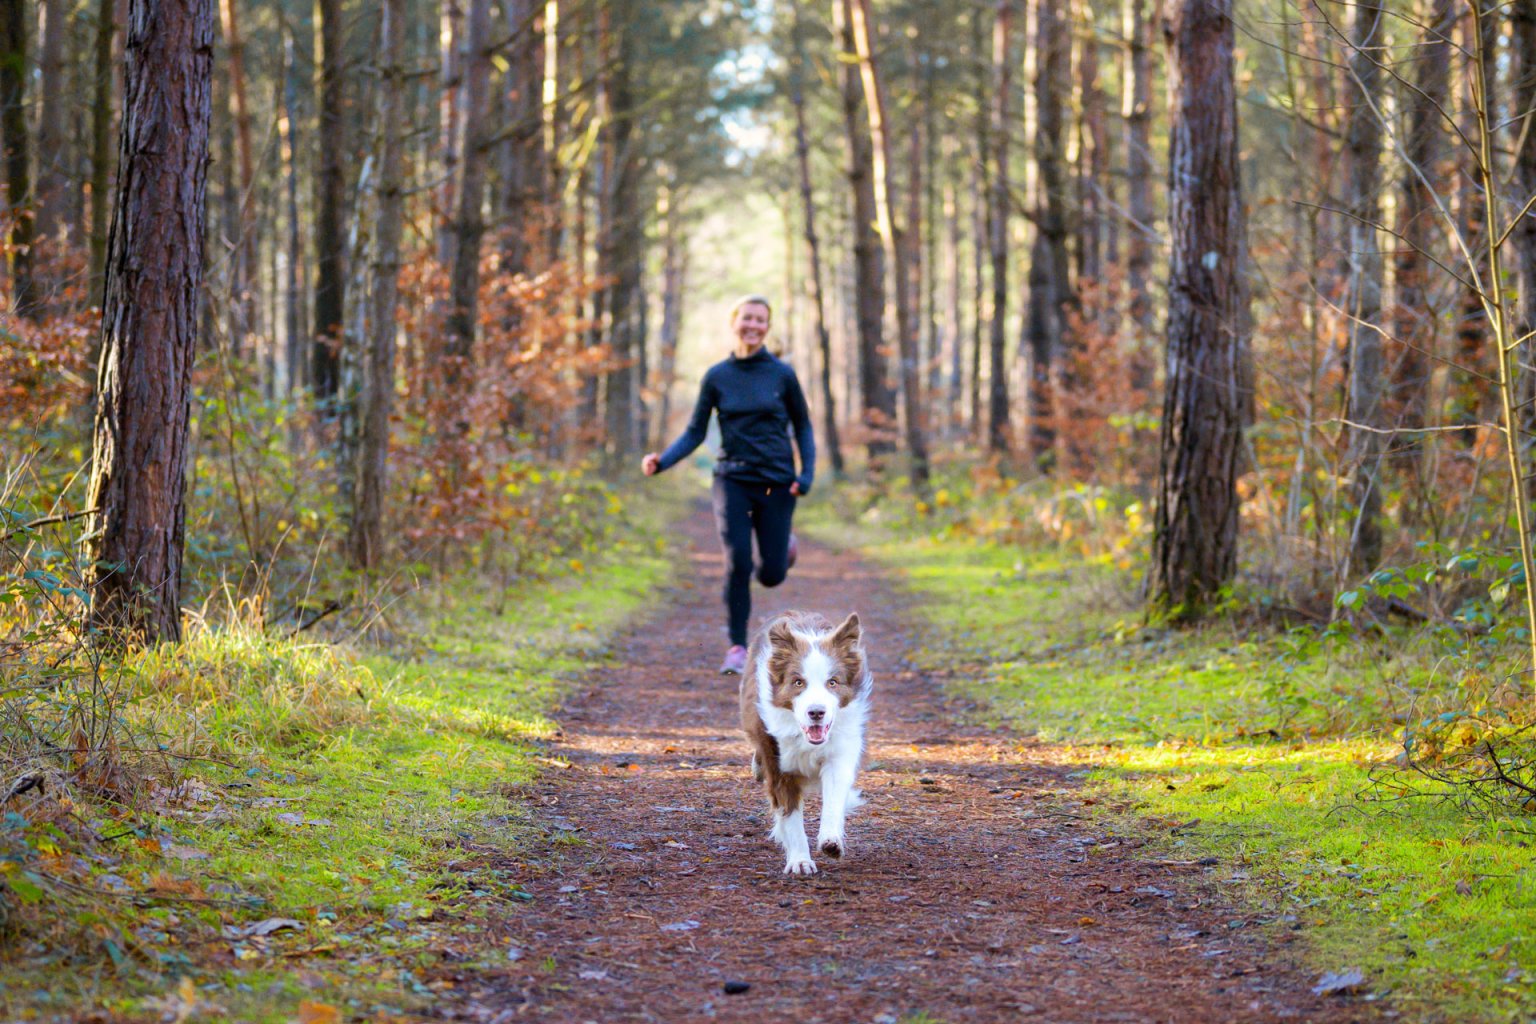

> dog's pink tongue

[{"left": 806, "top": 724, "right": 829, "bottom": 744}]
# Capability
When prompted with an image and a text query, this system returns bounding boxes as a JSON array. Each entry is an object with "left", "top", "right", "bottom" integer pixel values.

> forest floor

[{"left": 423, "top": 508, "right": 1374, "bottom": 1024}]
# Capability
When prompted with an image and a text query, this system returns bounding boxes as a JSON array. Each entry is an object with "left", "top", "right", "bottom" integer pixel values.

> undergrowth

[{"left": 807, "top": 471, "right": 1536, "bottom": 1024}]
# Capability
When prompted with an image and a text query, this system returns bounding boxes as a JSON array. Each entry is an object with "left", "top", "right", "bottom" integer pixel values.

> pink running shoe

[
  {"left": 786, "top": 533, "right": 799, "bottom": 570},
  {"left": 720, "top": 644, "right": 748, "bottom": 676}
]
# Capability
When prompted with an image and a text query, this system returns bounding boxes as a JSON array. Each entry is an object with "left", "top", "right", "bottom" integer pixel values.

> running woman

[{"left": 641, "top": 295, "right": 816, "bottom": 675}]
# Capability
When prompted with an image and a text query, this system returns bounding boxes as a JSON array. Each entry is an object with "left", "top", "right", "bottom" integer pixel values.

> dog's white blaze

[{"left": 792, "top": 644, "right": 838, "bottom": 732}]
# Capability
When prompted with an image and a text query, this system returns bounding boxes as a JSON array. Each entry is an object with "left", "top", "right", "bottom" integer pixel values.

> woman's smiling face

[{"left": 732, "top": 301, "right": 771, "bottom": 353}]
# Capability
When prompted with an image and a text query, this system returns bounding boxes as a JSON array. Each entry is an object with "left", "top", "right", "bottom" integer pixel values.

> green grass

[
  {"left": 832, "top": 525, "right": 1536, "bottom": 1023},
  {"left": 1, "top": 521, "right": 674, "bottom": 1021}
]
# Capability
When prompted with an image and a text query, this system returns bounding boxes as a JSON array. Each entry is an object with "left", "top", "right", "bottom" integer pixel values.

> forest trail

[{"left": 432, "top": 510, "right": 1370, "bottom": 1024}]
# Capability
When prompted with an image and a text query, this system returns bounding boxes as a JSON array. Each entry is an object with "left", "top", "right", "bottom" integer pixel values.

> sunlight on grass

[{"left": 840, "top": 522, "right": 1536, "bottom": 1023}]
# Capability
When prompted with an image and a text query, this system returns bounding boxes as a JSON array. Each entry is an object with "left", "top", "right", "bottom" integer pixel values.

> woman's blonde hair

[{"left": 728, "top": 294, "right": 773, "bottom": 327}]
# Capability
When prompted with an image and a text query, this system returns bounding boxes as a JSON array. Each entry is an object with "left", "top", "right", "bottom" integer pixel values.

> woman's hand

[
  {"left": 790, "top": 481, "right": 802, "bottom": 496},
  {"left": 641, "top": 452, "right": 661, "bottom": 476}
]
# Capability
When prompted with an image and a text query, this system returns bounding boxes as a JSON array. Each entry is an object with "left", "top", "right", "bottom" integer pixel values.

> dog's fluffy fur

[{"left": 739, "top": 610, "right": 872, "bottom": 875}]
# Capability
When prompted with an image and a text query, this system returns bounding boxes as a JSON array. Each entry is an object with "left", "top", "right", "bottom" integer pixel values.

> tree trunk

[
  {"left": 1390, "top": 0, "right": 1452, "bottom": 468},
  {"left": 1076, "top": 0, "right": 1104, "bottom": 285},
  {"left": 350, "top": 0, "right": 405, "bottom": 571},
  {"left": 970, "top": 18, "right": 988, "bottom": 445},
  {"left": 987, "top": 0, "right": 1012, "bottom": 454},
  {"left": 1029, "top": 0, "right": 1074, "bottom": 469},
  {"left": 312, "top": 0, "right": 347, "bottom": 404},
  {"left": 1123, "top": 0, "right": 1155, "bottom": 387},
  {"left": 599, "top": 3, "right": 643, "bottom": 457},
  {"left": 1149, "top": 0, "right": 1248, "bottom": 620},
  {"left": 1513, "top": 0, "right": 1536, "bottom": 489},
  {"left": 439, "top": 0, "right": 464, "bottom": 267},
  {"left": 1452, "top": 3, "right": 1500, "bottom": 436},
  {"left": 282, "top": 23, "right": 304, "bottom": 395},
  {"left": 219, "top": 0, "right": 259, "bottom": 359},
  {"left": 445, "top": 0, "right": 492, "bottom": 429},
  {"left": 34, "top": 0, "right": 67, "bottom": 255},
  {"left": 1, "top": 0, "right": 35, "bottom": 318},
  {"left": 835, "top": 0, "right": 896, "bottom": 461},
  {"left": 654, "top": 180, "right": 686, "bottom": 444},
  {"left": 86, "top": 0, "right": 214, "bottom": 645},
  {"left": 1344, "top": 0, "right": 1386, "bottom": 573},
  {"left": 502, "top": 0, "right": 545, "bottom": 277},
  {"left": 88, "top": 0, "right": 116, "bottom": 308},
  {"left": 792, "top": 0, "right": 844, "bottom": 476},
  {"left": 849, "top": 0, "right": 929, "bottom": 489},
  {"left": 945, "top": 138, "right": 965, "bottom": 437}
]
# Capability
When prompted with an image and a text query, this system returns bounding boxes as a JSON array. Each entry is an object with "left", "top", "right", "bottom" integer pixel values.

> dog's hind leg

[
  {"left": 768, "top": 773, "right": 815, "bottom": 875},
  {"left": 816, "top": 758, "right": 859, "bottom": 859}
]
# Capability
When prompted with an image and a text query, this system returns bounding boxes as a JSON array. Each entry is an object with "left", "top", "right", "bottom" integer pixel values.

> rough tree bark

[
  {"left": 1123, "top": 0, "right": 1155, "bottom": 386},
  {"left": 600, "top": 2, "right": 643, "bottom": 456},
  {"left": 850, "top": 0, "right": 930, "bottom": 489},
  {"left": 88, "top": 0, "right": 116, "bottom": 307},
  {"left": 835, "top": 0, "right": 896, "bottom": 459},
  {"left": 34, "top": 0, "right": 67, "bottom": 256},
  {"left": 445, "top": 0, "right": 493, "bottom": 429},
  {"left": 1390, "top": 0, "right": 1452, "bottom": 470},
  {"left": 1028, "top": 0, "right": 1073, "bottom": 467},
  {"left": 1514, "top": 0, "right": 1536, "bottom": 483},
  {"left": 219, "top": 0, "right": 259, "bottom": 358},
  {"left": 502, "top": 0, "right": 546, "bottom": 277},
  {"left": 987, "top": 0, "right": 1012, "bottom": 454},
  {"left": 1, "top": 0, "right": 35, "bottom": 318},
  {"left": 312, "top": 0, "right": 347, "bottom": 403},
  {"left": 792, "top": 0, "right": 844, "bottom": 475},
  {"left": 349, "top": 0, "right": 405, "bottom": 571},
  {"left": 1344, "top": 0, "right": 1386, "bottom": 572},
  {"left": 85, "top": 0, "right": 214, "bottom": 645},
  {"left": 1149, "top": 0, "right": 1249, "bottom": 619}
]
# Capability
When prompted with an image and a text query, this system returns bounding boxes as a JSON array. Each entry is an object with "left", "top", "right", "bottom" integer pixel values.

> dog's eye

[
  {"left": 792, "top": 677, "right": 805, "bottom": 688},
  {"left": 827, "top": 678, "right": 839, "bottom": 688}
]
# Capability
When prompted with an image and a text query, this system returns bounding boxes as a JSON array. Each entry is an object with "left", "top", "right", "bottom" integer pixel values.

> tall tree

[
  {"left": 835, "top": 0, "right": 895, "bottom": 459},
  {"left": 312, "top": 0, "right": 348, "bottom": 403},
  {"left": 1514, "top": 0, "right": 1536, "bottom": 474},
  {"left": 219, "top": 0, "right": 259, "bottom": 357},
  {"left": 502, "top": 0, "right": 546, "bottom": 276},
  {"left": 849, "top": 0, "right": 930, "bottom": 488},
  {"left": 445, "top": 0, "right": 492, "bottom": 432},
  {"left": 88, "top": 0, "right": 116, "bottom": 307},
  {"left": 1122, "top": 0, "right": 1155, "bottom": 384},
  {"left": 1149, "top": 0, "right": 1248, "bottom": 619},
  {"left": 349, "top": 0, "right": 405, "bottom": 570},
  {"left": 1, "top": 0, "right": 35, "bottom": 318},
  {"left": 599, "top": 1, "right": 644, "bottom": 456},
  {"left": 86, "top": 0, "right": 214, "bottom": 644},
  {"left": 33, "top": 0, "right": 67, "bottom": 256},
  {"left": 791, "top": 0, "right": 844, "bottom": 476},
  {"left": 1027, "top": 0, "right": 1073, "bottom": 467},
  {"left": 1390, "top": 0, "right": 1452, "bottom": 472},
  {"left": 986, "top": 0, "right": 1012, "bottom": 453},
  {"left": 1344, "top": 0, "right": 1386, "bottom": 571}
]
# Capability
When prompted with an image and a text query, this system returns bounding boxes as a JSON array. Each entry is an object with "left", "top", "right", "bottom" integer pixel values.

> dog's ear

[
  {"left": 768, "top": 617, "right": 798, "bottom": 651},
  {"left": 830, "top": 613, "right": 862, "bottom": 652}
]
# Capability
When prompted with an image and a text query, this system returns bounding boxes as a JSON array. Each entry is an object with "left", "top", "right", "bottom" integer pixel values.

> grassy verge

[
  {"left": 2, "top": 490, "right": 680, "bottom": 1022},
  {"left": 814, "top": 514, "right": 1536, "bottom": 1023}
]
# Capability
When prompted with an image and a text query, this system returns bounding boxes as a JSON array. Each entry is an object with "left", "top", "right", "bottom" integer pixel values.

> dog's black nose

[{"left": 807, "top": 706, "right": 826, "bottom": 722}]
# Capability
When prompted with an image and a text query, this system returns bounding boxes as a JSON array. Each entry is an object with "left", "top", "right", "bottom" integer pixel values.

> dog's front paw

[
  {"left": 817, "top": 836, "right": 844, "bottom": 859},
  {"left": 783, "top": 858, "right": 818, "bottom": 876}
]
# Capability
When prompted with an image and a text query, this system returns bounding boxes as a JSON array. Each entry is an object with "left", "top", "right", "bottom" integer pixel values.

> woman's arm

[
  {"left": 653, "top": 373, "right": 717, "bottom": 473},
  {"left": 785, "top": 369, "right": 816, "bottom": 495}
]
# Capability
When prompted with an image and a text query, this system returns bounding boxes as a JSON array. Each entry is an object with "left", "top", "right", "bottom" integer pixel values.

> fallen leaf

[
  {"left": 298, "top": 1002, "right": 341, "bottom": 1024},
  {"left": 221, "top": 917, "right": 305, "bottom": 940},
  {"left": 577, "top": 969, "right": 610, "bottom": 981},
  {"left": 659, "top": 920, "right": 700, "bottom": 932},
  {"left": 159, "top": 843, "right": 210, "bottom": 861}
]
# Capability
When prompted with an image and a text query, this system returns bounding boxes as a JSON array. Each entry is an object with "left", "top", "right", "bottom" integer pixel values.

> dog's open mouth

[{"left": 804, "top": 723, "right": 830, "bottom": 744}]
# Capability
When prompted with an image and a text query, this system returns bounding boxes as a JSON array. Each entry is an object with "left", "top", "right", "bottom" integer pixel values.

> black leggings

[{"left": 711, "top": 475, "right": 797, "bottom": 646}]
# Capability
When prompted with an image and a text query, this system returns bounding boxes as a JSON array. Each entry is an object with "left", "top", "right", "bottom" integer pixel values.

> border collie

[{"left": 739, "top": 611, "right": 872, "bottom": 875}]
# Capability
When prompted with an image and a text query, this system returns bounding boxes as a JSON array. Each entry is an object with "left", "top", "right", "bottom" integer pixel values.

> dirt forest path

[{"left": 436, "top": 508, "right": 1372, "bottom": 1024}]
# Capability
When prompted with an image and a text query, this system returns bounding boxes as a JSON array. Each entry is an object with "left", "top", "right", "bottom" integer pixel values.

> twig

[{"left": 0, "top": 507, "right": 99, "bottom": 543}]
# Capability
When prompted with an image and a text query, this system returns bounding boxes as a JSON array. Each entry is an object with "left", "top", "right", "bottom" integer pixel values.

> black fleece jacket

[{"left": 656, "top": 348, "right": 816, "bottom": 493}]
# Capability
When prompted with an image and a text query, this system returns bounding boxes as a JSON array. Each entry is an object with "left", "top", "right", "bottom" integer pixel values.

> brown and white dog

[{"left": 739, "top": 611, "right": 872, "bottom": 875}]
